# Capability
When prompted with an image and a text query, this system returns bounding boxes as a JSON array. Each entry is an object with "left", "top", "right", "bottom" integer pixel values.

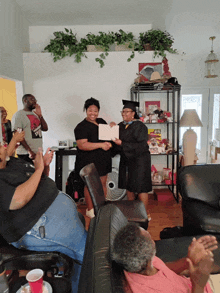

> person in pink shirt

[{"left": 112, "top": 223, "right": 218, "bottom": 293}]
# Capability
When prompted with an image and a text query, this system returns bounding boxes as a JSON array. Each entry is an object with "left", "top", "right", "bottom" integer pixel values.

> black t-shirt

[
  {"left": 0, "top": 157, "right": 59, "bottom": 243},
  {"left": 74, "top": 118, "right": 112, "bottom": 176}
]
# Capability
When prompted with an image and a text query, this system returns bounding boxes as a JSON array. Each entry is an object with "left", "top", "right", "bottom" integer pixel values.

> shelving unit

[{"left": 130, "top": 83, "right": 181, "bottom": 202}]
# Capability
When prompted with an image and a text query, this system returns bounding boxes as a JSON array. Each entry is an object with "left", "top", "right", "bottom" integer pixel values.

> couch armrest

[
  {"left": 78, "top": 217, "right": 96, "bottom": 293},
  {"left": 182, "top": 198, "right": 220, "bottom": 233}
]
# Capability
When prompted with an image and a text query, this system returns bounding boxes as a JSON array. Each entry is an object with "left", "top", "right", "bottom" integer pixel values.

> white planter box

[
  {"left": 87, "top": 45, "right": 105, "bottom": 52},
  {"left": 113, "top": 42, "right": 134, "bottom": 51}
]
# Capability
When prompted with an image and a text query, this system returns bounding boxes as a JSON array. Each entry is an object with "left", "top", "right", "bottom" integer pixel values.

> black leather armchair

[
  {"left": 179, "top": 164, "right": 220, "bottom": 235},
  {"left": 80, "top": 163, "right": 149, "bottom": 229},
  {"left": 78, "top": 204, "right": 220, "bottom": 293}
]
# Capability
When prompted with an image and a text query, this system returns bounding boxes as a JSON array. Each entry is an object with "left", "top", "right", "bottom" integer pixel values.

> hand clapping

[
  {"left": 43, "top": 147, "right": 54, "bottom": 166},
  {"left": 188, "top": 236, "right": 218, "bottom": 265}
]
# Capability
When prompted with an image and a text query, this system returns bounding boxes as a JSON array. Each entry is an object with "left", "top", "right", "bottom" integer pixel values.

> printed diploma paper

[{"left": 99, "top": 124, "right": 119, "bottom": 141}]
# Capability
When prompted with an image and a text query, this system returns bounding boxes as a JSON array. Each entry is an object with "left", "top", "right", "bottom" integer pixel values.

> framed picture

[
  {"left": 57, "top": 139, "right": 70, "bottom": 148},
  {"left": 148, "top": 129, "right": 162, "bottom": 144},
  {"left": 145, "top": 101, "right": 160, "bottom": 114},
  {"left": 139, "top": 63, "right": 163, "bottom": 82}
]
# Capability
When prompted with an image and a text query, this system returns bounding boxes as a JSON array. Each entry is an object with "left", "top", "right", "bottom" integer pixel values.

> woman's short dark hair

[
  {"left": 112, "top": 223, "right": 155, "bottom": 273},
  {"left": 83, "top": 97, "right": 100, "bottom": 111}
]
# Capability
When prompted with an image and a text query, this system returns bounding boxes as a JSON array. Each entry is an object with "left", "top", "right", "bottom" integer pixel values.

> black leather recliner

[
  {"left": 80, "top": 163, "right": 149, "bottom": 229},
  {"left": 179, "top": 164, "right": 220, "bottom": 235}
]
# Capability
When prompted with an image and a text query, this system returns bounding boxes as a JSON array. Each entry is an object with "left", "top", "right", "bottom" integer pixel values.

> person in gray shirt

[{"left": 12, "top": 94, "right": 48, "bottom": 163}]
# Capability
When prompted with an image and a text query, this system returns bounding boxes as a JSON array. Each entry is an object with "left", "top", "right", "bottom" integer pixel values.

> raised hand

[
  {"left": 28, "top": 150, "right": 36, "bottom": 160},
  {"left": 43, "top": 147, "right": 54, "bottom": 166},
  {"left": 187, "top": 251, "right": 214, "bottom": 290},
  {"left": 188, "top": 236, "right": 218, "bottom": 265},
  {"left": 13, "top": 130, "right": 25, "bottom": 143},
  {"left": 33, "top": 104, "right": 42, "bottom": 117},
  {"left": 34, "top": 148, "right": 44, "bottom": 172},
  {"left": 197, "top": 235, "right": 218, "bottom": 252}
]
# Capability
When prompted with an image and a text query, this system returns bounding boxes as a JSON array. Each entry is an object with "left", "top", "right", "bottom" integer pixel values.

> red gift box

[{"left": 154, "top": 188, "right": 174, "bottom": 202}]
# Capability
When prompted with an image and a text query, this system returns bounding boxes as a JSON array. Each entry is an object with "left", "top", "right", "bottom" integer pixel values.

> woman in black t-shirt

[{"left": 74, "top": 98, "right": 112, "bottom": 217}]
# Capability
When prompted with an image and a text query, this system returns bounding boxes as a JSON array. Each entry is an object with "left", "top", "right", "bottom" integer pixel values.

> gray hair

[{"left": 112, "top": 223, "right": 155, "bottom": 273}]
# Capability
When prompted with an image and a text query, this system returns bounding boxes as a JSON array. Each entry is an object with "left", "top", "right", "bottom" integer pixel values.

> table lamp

[
  {"left": 215, "top": 128, "right": 220, "bottom": 145},
  {"left": 180, "top": 109, "right": 203, "bottom": 166}
]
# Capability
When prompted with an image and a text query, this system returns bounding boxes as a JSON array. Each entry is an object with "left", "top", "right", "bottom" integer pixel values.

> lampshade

[
  {"left": 215, "top": 128, "right": 220, "bottom": 141},
  {"left": 180, "top": 109, "right": 203, "bottom": 128}
]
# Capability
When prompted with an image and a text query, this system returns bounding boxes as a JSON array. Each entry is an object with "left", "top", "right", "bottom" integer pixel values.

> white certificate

[{"left": 99, "top": 124, "right": 119, "bottom": 141}]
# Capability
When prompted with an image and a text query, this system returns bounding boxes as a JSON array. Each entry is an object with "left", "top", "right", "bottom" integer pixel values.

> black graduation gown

[{"left": 118, "top": 120, "right": 152, "bottom": 193}]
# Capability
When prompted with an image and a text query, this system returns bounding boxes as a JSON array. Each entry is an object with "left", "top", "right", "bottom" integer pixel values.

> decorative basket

[{"left": 143, "top": 43, "right": 153, "bottom": 51}]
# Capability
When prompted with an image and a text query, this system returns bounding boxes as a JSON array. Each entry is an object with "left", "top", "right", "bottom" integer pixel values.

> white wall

[
  {"left": 23, "top": 50, "right": 161, "bottom": 183},
  {"left": 0, "top": 0, "right": 30, "bottom": 81}
]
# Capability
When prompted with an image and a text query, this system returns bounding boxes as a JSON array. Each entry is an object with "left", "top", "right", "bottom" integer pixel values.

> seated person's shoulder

[{"left": 152, "top": 256, "right": 167, "bottom": 267}]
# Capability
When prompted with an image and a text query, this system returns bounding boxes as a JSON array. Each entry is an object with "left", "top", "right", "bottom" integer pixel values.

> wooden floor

[{"left": 77, "top": 193, "right": 183, "bottom": 241}]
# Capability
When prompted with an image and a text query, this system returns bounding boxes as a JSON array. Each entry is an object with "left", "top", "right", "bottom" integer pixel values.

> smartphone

[{"left": 17, "top": 127, "right": 22, "bottom": 133}]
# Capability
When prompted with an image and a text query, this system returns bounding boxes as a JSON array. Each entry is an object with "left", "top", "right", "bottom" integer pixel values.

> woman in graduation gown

[
  {"left": 74, "top": 97, "right": 112, "bottom": 218},
  {"left": 113, "top": 100, "right": 152, "bottom": 212}
]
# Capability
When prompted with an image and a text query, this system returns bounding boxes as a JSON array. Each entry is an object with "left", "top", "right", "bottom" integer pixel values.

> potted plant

[
  {"left": 113, "top": 29, "right": 136, "bottom": 62},
  {"left": 114, "top": 29, "right": 135, "bottom": 50},
  {"left": 44, "top": 28, "right": 88, "bottom": 63},
  {"left": 84, "top": 31, "right": 116, "bottom": 67},
  {"left": 138, "top": 29, "right": 177, "bottom": 59}
]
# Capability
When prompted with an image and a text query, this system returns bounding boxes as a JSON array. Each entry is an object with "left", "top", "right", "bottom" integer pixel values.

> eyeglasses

[{"left": 120, "top": 110, "right": 133, "bottom": 114}]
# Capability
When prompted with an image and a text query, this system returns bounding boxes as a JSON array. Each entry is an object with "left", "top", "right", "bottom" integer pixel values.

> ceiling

[
  {"left": 15, "top": 0, "right": 174, "bottom": 27},
  {"left": 14, "top": 0, "right": 220, "bottom": 45}
]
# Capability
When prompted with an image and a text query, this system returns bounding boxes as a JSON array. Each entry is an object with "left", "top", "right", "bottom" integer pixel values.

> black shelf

[
  {"left": 131, "top": 83, "right": 181, "bottom": 93},
  {"left": 151, "top": 152, "right": 178, "bottom": 156},
  {"left": 130, "top": 83, "right": 181, "bottom": 202},
  {"left": 144, "top": 121, "right": 178, "bottom": 125},
  {"left": 152, "top": 182, "right": 176, "bottom": 186}
]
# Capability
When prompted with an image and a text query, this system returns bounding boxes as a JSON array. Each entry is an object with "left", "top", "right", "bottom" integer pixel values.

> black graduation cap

[{"left": 122, "top": 100, "right": 139, "bottom": 111}]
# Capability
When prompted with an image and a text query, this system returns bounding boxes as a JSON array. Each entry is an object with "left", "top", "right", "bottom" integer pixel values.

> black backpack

[{"left": 65, "top": 170, "right": 85, "bottom": 202}]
